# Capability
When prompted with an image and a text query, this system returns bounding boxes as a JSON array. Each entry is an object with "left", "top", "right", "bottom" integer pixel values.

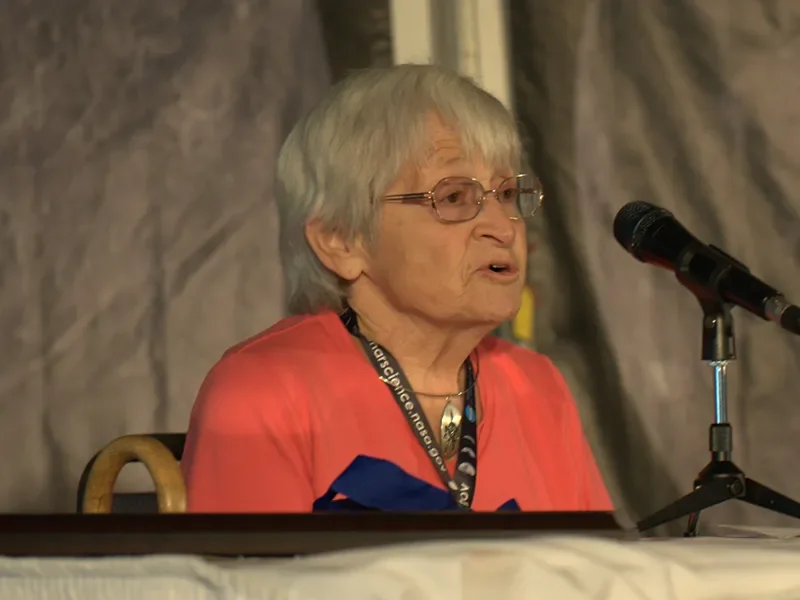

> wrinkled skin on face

[{"left": 354, "top": 117, "right": 527, "bottom": 330}]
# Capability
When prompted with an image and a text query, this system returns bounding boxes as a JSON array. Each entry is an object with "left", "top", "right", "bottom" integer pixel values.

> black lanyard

[{"left": 341, "top": 308, "right": 478, "bottom": 509}]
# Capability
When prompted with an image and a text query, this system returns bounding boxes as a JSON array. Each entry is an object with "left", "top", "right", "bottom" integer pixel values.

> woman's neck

[{"left": 346, "top": 297, "right": 491, "bottom": 396}]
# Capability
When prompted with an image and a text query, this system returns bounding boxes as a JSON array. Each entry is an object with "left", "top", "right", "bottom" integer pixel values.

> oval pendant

[{"left": 440, "top": 401, "right": 462, "bottom": 460}]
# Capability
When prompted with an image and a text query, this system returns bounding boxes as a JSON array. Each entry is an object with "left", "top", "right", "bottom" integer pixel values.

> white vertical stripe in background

[{"left": 389, "top": 0, "right": 514, "bottom": 112}]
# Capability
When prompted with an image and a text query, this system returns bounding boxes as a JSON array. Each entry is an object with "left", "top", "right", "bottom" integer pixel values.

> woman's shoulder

[
  {"left": 478, "top": 336, "right": 571, "bottom": 404},
  {"left": 478, "top": 335, "right": 559, "bottom": 375},
  {"left": 224, "top": 311, "right": 345, "bottom": 361},
  {"left": 192, "top": 312, "right": 352, "bottom": 417}
]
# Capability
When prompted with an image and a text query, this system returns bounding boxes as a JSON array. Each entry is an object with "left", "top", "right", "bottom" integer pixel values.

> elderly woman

[{"left": 181, "top": 64, "right": 611, "bottom": 512}]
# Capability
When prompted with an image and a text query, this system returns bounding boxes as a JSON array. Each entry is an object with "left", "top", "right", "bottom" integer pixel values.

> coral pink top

[{"left": 182, "top": 311, "right": 612, "bottom": 512}]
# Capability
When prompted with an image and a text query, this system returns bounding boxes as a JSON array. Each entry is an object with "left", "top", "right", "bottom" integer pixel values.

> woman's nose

[{"left": 473, "top": 190, "right": 517, "bottom": 245}]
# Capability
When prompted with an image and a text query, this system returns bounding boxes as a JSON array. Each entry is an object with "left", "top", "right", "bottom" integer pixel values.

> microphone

[{"left": 613, "top": 201, "right": 800, "bottom": 336}]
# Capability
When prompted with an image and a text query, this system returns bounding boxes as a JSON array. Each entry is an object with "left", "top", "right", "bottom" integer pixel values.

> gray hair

[{"left": 275, "top": 64, "right": 523, "bottom": 315}]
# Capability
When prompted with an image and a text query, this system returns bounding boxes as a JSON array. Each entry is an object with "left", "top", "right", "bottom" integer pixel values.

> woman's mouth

[{"left": 478, "top": 263, "right": 520, "bottom": 280}]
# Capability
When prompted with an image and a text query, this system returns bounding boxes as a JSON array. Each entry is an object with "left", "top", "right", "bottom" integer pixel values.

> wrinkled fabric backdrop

[
  {"left": 510, "top": 0, "right": 800, "bottom": 532},
  {"left": 0, "top": 0, "right": 331, "bottom": 511},
  {"left": 2, "top": 0, "right": 799, "bottom": 534}
]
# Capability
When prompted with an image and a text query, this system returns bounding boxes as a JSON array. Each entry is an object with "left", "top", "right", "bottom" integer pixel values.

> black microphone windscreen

[
  {"left": 779, "top": 305, "right": 800, "bottom": 335},
  {"left": 613, "top": 201, "right": 672, "bottom": 255}
]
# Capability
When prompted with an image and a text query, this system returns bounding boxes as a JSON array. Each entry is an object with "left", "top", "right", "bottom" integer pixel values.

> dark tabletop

[{"left": 0, "top": 511, "right": 630, "bottom": 557}]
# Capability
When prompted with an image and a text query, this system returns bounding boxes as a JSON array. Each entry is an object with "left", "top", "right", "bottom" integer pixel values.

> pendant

[{"left": 440, "top": 400, "right": 462, "bottom": 460}]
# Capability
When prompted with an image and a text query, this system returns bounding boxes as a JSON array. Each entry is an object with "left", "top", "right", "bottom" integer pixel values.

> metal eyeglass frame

[{"left": 379, "top": 174, "right": 544, "bottom": 223}]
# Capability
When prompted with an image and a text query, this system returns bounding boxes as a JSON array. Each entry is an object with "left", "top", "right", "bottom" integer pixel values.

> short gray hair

[{"left": 275, "top": 64, "right": 523, "bottom": 315}]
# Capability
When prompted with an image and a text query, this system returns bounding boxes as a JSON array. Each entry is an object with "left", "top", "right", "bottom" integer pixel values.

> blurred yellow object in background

[{"left": 512, "top": 284, "right": 535, "bottom": 343}]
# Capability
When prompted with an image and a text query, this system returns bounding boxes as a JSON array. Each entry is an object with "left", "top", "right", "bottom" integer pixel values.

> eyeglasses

[{"left": 380, "top": 174, "right": 544, "bottom": 223}]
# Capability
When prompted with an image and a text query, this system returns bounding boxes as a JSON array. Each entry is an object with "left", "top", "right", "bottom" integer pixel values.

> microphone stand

[{"left": 637, "top": 298, "right": 800, "bottom": 536}]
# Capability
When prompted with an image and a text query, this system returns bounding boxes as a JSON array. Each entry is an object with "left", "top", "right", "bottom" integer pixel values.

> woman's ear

[{"left": 305, "top": 219, "right": 367, "bottom": 282}]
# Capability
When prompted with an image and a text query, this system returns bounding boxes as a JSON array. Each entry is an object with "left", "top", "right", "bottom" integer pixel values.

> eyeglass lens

[{"left": 432, "top": 176, "right": 542, "bottom": 222}]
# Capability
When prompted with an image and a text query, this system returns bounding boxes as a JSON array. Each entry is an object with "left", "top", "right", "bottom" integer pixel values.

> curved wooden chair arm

[{"left": 82, "top": 434, "right": 187, "bottom": 514}]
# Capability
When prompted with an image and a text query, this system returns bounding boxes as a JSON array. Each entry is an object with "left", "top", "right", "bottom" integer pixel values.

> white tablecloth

[{"left": 3, "top": 533, "right": 800, "bottom": 600}]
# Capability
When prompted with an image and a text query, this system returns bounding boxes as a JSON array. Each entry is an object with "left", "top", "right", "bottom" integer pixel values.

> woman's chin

[{"left": 467, "top": 303, "right": 523, "bottom": 328}]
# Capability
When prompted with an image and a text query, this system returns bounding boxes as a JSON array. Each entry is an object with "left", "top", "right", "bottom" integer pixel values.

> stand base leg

[
  {"left": 636, "top": 477, "right": 740, "bottom": 534},
  {"left": 637, "top": 464, "right": 800, "bottom": 535},
  {"left": 742, "top": 478, "right": 800, "bottom": 518}
]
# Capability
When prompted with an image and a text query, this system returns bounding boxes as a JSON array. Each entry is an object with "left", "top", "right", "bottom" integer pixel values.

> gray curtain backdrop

[
  {"left": 511, "top": 0, "right": 800, "bottom": 531},
  {"left": 0, "top": 0, "right": 330, "bottom": 512},
  {"left": 2, "top": 0, "right": 799, "bottom": 532}
]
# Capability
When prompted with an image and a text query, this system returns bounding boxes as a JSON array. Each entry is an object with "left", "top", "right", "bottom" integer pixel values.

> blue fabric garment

[{"left": 313, "top": 455, "right": 520, "bottom": 512}]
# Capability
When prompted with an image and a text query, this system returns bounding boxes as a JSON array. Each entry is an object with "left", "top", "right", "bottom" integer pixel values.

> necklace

[
  {"left": 377, "top": 362, "right": 479, "bottom": 461},
  {"left": 340, "top": 305, "right": 480, "bottom": 507},
  {"left": 439, "top": 400, "right": 463, "bottom": 460}
]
